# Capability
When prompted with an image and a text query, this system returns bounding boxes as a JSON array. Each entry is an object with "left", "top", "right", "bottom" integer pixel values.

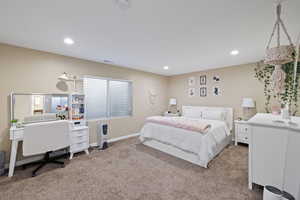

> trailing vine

[{"left": 254, "top": 61, "right": 300, "bottom": 115}]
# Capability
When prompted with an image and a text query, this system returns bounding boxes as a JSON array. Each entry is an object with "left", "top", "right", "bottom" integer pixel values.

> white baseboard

[{"left": 90, "top": 132, "right": 140, "bottom": 147}]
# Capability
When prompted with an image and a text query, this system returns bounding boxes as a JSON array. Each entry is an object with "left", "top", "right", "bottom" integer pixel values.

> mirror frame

[{"left": 10, "top": 92, "right": 70, "bottom": 123}]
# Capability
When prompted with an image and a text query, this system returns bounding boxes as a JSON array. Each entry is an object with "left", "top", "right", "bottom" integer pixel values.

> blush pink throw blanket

[{"left": 146, "top": 116, "right": 211, "bottom": 133}]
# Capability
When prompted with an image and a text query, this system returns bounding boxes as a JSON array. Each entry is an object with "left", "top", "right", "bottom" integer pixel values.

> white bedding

[{"left": 140, "top": 117, "right": 231, "bottom": 166}]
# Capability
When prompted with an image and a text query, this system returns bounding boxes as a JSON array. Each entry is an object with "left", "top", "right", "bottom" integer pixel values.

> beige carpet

[{"left": 0, "top": 138, "right": 262, "bottom": 200}]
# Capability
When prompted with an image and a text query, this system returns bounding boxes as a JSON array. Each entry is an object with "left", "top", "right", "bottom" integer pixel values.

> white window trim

[{"left": 84, "top": 75, "right": 133, "bottom": 120}]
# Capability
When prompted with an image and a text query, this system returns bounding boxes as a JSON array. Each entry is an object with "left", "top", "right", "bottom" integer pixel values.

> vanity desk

[
  {"left": 9, "top": 122, "right": 89, "bottom": 177},
  {"left": 248, "top": 113, "right": 300, "bottom": 198},
  {"left": 9, "top": 93, "right": 90, "bottom": 177}
]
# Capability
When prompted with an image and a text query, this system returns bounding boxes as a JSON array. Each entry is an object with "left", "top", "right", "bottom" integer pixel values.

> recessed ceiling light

[
  {"left": 163, "top": 66, "right": 169, "bottom": 70},
  {"left": 230, "top": 50, "right": 239, "bottom": 56},
  {"left": 64, "top": 38, "right": 74, "bottom": 45}
]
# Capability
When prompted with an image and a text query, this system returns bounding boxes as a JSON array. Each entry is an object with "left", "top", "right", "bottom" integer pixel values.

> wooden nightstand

[
  {"left": 164, "top": 112, "right": 180, "bottom": 117},
  {"left": 234, "top": 120, "right": 250, "bottom": 146}
]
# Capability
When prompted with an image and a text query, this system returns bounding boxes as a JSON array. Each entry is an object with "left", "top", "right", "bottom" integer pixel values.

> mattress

[{"left": 140, "top": 118, "right": 231, "bottom": 167}]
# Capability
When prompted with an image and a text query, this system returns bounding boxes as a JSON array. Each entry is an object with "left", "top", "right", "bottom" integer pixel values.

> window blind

[
  {"left": 84, "top": 77, "right": 132, "bottom": 120},
  {"left": 109, "top": 80, "right": 132, "bottom": 117},
  {"left": 84, "top": 78, "right": 108, "bottom": 119}
]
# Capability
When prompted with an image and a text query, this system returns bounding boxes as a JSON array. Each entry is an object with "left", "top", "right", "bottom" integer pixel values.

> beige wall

[
  {"left": 1, "top": 43, "right": 294, "bottom": 164},
  {"left": 0, "top": 43, "right": 168, "bottom": 158},
  {"left": 167, "top": 63, "right": 266, "bottom": 119}
]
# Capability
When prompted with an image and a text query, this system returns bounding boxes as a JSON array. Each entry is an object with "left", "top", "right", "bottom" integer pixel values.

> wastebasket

[
  {"left": 263, "top": 186, "right": 295, "bottom": 200},
  {"left": 0, "top": 151, "right": 5, "bottom": 176},
  {"left": 263, "top": 186, "right": 282, "bottom": 200}
]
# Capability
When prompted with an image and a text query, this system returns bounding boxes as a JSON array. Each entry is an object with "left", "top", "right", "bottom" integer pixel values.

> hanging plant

[{"left": 254, "top": 61, "right": 300, "bottom": 115}]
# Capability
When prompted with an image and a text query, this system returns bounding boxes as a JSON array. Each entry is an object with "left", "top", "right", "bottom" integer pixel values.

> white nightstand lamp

[
  {"left": 169, "top": 98, "right": 177, "bottom": 106},
  {"left": 242, "top": 98, "right": 255, "bottom": 120},
  {"left": 168, "top": 98, "right": 178, "bottom": 114}
]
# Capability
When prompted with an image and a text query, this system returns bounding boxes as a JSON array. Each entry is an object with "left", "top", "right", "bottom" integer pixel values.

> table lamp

[
  {"left": 168, "top": 98, "right": 177, "bottom": 114},
  {"left": 242, "top": 98, "right": 255, "bottom": 120}
]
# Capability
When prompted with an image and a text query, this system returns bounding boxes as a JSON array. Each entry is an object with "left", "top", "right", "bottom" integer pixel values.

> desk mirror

[{"left": 11, "top": 93, "right": 69, "bottom": 124}]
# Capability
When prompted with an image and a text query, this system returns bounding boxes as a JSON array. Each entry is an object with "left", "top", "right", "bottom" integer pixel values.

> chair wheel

[
  {"left": 32, "top": 173, "right": 37, "bottom": 177},
  {"left": 61, "top": 164, "right": 65, "bottom": 168}
]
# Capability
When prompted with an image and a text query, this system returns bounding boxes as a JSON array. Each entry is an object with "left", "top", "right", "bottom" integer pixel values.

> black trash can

[
  {"left": 263, "top": 186, "right": 295, "bottom": 200},
  {"left": 0, "top": 151, "right": 5, "bottom": 176}
]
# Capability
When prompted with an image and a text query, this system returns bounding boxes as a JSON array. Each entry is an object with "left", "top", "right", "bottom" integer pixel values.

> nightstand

[
  {"left": 164, "top": 112, "right": 180, "bottom": 117},
  {"left": 234, "top": 120, "right": 250, "bottom": 146}
]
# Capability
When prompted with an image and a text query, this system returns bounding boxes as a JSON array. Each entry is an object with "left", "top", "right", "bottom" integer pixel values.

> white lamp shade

[
  {"left": 169, "top": 98, "right": 177, "bottom": 105},
  {"left": 242, "top": 98, "right": 255, "bottom": 108}
]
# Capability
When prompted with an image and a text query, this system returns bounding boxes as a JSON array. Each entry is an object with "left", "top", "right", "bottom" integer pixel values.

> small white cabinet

[
  {"left": 69, "top": 126, "right": 89, "bottom": 159},
  {"left": 234, "top": 120, "right": 250, "bottom": 145}
]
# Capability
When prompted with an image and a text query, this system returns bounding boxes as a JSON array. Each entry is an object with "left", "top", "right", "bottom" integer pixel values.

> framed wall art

[
  {"left": 213, "top": 86, "right": 220, "bottom": 96},
  {"left": 200, "top": 75, "right": 206, "bottom": 85},
  {"left": 188, "top": 77, "right": 195, "bottom": 86},
  {"left": 200, "top": 87, "right": 207, "bottom": 97},
  {"left": 188, "top": 88, "right": 196, "bottom": 97}
]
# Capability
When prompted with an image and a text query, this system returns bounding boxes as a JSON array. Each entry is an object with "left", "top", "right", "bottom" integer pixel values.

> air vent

[{"left": 103, "top": 60, "right": 113, "bottom": 64}]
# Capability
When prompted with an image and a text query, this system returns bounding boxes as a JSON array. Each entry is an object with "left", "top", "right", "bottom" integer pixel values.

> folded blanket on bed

[{"left": 146, "top": 116, "right": 211, "bottom": 133}]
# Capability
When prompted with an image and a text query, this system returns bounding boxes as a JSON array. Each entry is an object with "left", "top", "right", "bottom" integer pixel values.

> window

[
  {"left": 84, "top": 77, "right": 132, "bottom": 120},
  {"left": 32, "top": 95, "right": 45, "bottom": 114}
]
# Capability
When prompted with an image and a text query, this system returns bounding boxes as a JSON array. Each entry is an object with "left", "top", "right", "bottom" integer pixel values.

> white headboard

[{"left": 182, "top": 106, "right": 234, "bottom": 131}]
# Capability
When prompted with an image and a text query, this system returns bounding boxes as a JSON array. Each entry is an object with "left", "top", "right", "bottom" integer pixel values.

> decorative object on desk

[
  {"left": 11, "top": 119, "right": 18, "bottom": 128},
  {"left": 200, "top": 75, "right": 206, "bottom": 85},
  {"left": 212, "top": 86, "right": 220, "bottom": 96},
  {"left": 271, "top": 101, "right": 281, "bottom": 115},
  {"left": 200, "top": 87, "right": 207, "bottom": 97},
  {"left": 281, "top": 103, "right": 290, "bottom": 120},
  {"left": 188, "top": 76, "right": 195, "bottom": 86},
  {"left": 213, "top": 75, "right": 220, "bottom": 83},
  {"left": 188, "top": 88, "right": 196, "bottom": 97},
  {"left": 241, "top": 98, "right": 255, "bottom": 120}
]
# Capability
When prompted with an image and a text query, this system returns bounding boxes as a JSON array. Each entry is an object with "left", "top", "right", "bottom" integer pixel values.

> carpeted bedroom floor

[{"left": 0, "top": 137, "right": 262, "bottom": 200}]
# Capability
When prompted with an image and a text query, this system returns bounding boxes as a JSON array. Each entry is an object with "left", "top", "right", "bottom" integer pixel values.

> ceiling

[{"left": 0, "top": 0, "right": 299, "bottom": 76}]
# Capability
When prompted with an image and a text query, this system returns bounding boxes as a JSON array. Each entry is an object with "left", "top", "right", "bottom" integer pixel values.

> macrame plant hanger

[{"left": 265, "top": 2, "right": 294, "bottom": 95}]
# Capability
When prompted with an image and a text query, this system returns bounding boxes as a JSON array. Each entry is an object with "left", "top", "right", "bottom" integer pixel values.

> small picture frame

[
  {"left": 213, "top": 86, "right": 220, "bottom": 96},
  {"left": 188, "top": 77, "right": 196, "bottom": 86},
  {"left": 188, "top": 88, "right": 196, "bottom": 97},
  {"left": 200, "top": 87, "right": 207, "bottom": 97},
  {"left": 200, "top": 75, "right": 206, "bottom": 85},
  {"left": 213, "top": 75, "right": 220, "bottom": 83}
]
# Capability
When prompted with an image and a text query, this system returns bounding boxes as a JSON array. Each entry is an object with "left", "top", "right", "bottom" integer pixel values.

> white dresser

[{"left": 248, "top": 113, "right": 300, "bottom": 199}]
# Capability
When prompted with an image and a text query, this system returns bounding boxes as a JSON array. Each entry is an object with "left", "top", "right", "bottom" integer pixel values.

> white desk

[
  {"left": 9, "top": 121, "right": 89, "bottom": 177},
  {"left": 248, "top": 113, "right": 300, "bottom": 199}
]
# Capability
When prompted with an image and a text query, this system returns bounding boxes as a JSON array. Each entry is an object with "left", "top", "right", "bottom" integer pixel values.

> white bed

[{"left": 139, "top": 106, "right": 233, "bottom": 168}]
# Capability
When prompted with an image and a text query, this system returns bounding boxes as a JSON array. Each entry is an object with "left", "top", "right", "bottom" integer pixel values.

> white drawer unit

[
  {"left": 235, "top": 120, "right": 250, "bottom": 145},
  {"left": 69, "top": 126, "right": 89, "bottom": 159}
]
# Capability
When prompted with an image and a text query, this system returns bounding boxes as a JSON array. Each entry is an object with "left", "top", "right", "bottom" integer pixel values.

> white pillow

[
  {"left": 202, "top": 110, "right": 226, "bottom": 121},
  {"left": 183, "top": 109, "right": 202, "bottom": 119}
]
